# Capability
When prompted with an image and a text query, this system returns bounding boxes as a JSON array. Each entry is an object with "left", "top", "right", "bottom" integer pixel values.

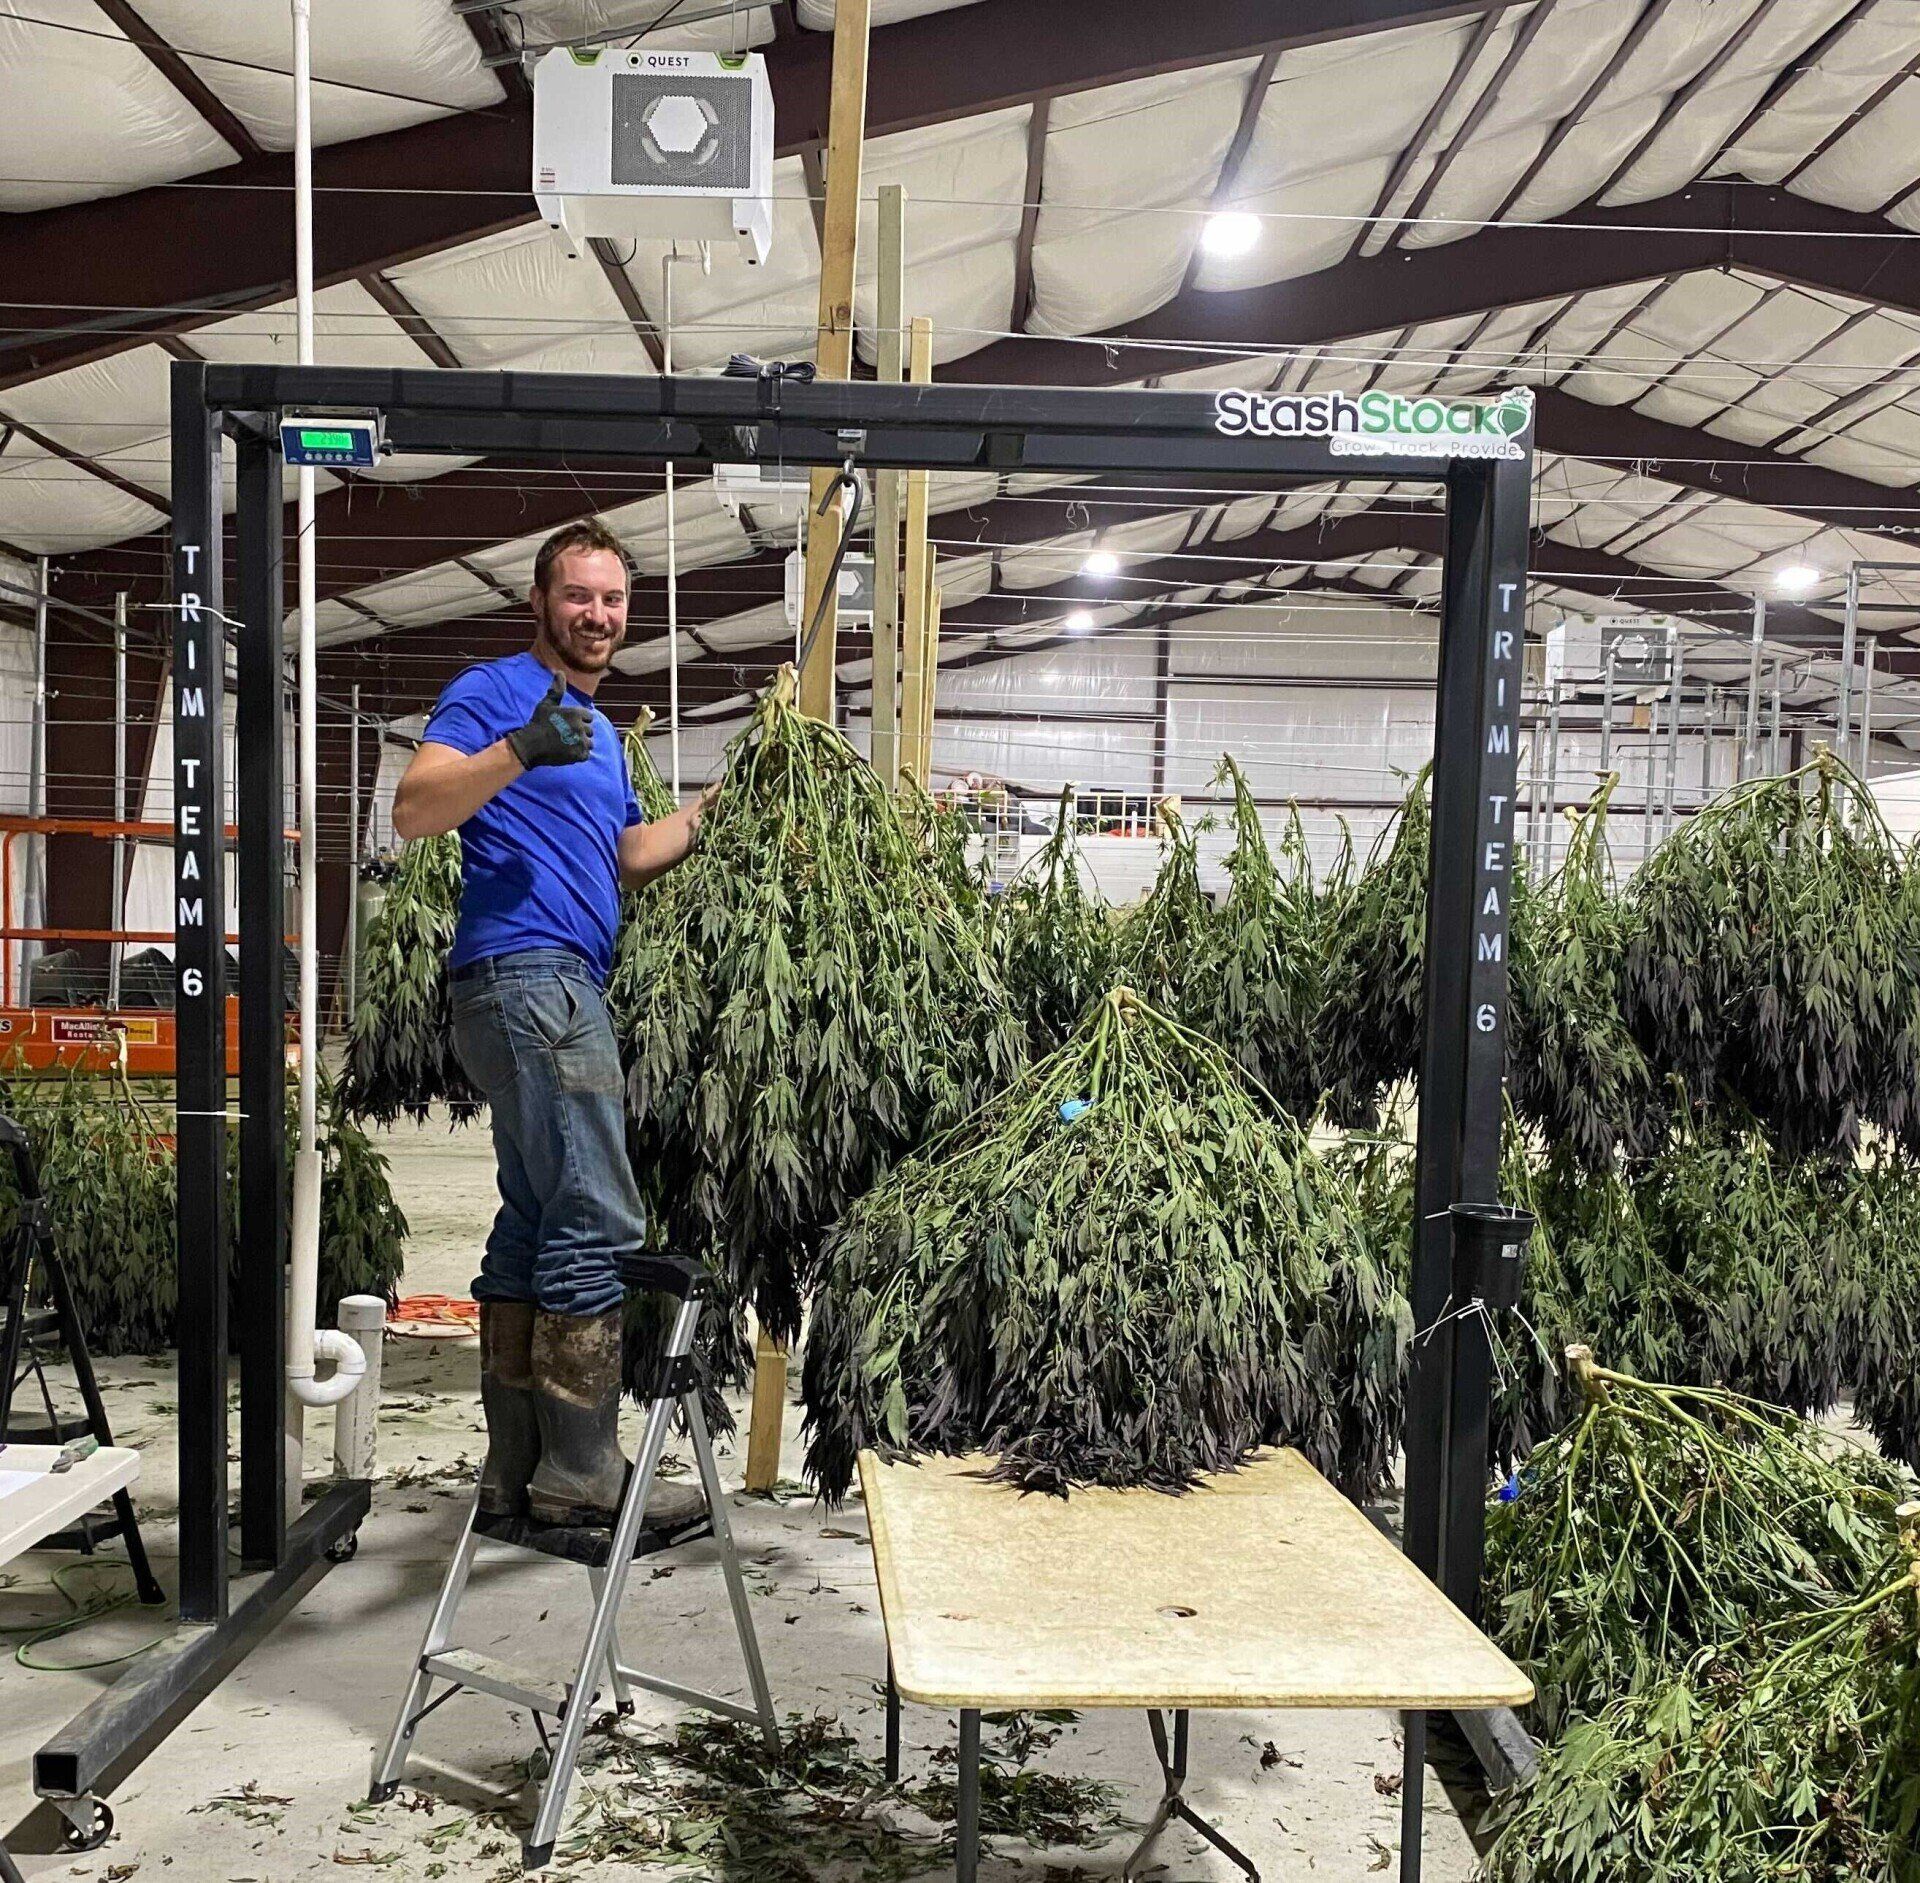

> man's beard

[{"left": 537, "top": 610, "right": 623, "bottom": 673}]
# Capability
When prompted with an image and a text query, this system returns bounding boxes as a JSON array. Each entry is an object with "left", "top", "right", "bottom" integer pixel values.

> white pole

[
  {"left": 286, "top": 0, "right": 360, "bottom": 1500},
  {"left": 663, "top": 251, "right": 681, "bottom": 800},
  {"left": 346, "top": 681, "right": 360, "bottom": 1023},
  {"left": 330, "top": 1295, "right": 386, "bottom": 1481},
  {"left": 23, "top": 556, "right": 46, "bottom": 995},
  {"left": 110, "top": 593, "right": 128, "bottom": 1010},
  {"left": 1837, "top": 563, "right": 1859, "bottom": 757},
  {"left": 1860, "top": 637, "right": 1878, "bottom": 781}
]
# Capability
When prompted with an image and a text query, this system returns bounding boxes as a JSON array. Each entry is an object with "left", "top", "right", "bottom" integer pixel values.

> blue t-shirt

[{"left": 423, "top": 651, "right": 641, "bottom": 983}]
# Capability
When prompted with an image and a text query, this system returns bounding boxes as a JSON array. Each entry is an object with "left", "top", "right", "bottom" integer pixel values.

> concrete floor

[{"left": 0, "top": 1111, "right": 1487, "bottom": 1881}]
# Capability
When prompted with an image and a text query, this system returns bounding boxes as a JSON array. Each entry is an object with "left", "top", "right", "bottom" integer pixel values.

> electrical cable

[
  {"left": 794, "top": 459, "right": 864, "bottom": 675},
  {"left": 0, "top": 1561, "right": 169, "bottom": 1671}
]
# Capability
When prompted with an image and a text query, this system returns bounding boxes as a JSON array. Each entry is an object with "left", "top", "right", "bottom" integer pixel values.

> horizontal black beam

[
  {"left": 195, "top": 361, "right": 1503, "bottom": 486},
  {"left": 32, "top": 1482, "right": 369, "bottom": 1806}
]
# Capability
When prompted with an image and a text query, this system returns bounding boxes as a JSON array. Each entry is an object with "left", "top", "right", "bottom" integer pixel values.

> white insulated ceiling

[{"left": 1, "top": 0, "right": 1919, "bottom": 696}]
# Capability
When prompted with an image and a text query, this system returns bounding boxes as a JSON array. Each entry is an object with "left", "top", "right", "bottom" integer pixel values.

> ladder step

[{"left": 422, "top": 1648, "right": 572, "bottom": 1719}]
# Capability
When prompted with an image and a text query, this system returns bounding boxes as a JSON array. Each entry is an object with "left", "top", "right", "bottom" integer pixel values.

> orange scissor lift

[{"left": 0, "top": 815, "right": 299, "bottom": 1076}]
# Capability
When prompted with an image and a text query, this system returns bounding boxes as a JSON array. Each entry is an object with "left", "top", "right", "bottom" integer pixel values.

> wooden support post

[
  {"left": 898, "top": 317, "right": 934, "bottom": 793},
  {"left": 870, "top": 184, "right": 906, "bottom": 786},
  {"left": 746, "top": 0, "right": 869, "bottom": 1492},
  {"left": 743, "top": 1324, "right": 788, "bottom": 1494},
  {"left": 917, "top": 583, "right": 943, "bottom": 788},
  {"left": 796, "top": 0, "right": 872, "bottom": 726}
]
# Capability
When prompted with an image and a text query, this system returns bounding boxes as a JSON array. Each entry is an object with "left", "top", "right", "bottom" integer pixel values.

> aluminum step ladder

[{"left": 369, "top": 1254, "right": 779, "bottom": 1870}]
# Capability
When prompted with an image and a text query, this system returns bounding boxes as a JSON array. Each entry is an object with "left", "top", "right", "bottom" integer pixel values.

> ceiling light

[
  {"left": 1775, "top": 564, "right": 1821, "bottom": 594},
  {"left": 1202, "top": 211, "right": 1262, "bottom": 258},
  {"left": 1064, "top": 609, "right": 1095, "bottom": 632},
  {"left": 1082, "top": 549, "right": 1119, "bottom": 578}
]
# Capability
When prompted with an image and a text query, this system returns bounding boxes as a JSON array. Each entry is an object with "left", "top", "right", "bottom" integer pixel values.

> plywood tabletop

[{"left": 858, "top": 1448, "right": 1533, "bottom": 1713}]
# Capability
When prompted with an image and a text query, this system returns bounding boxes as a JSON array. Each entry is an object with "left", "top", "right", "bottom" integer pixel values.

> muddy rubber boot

[
  {"left": 476, "top": 1301, "right": 540, "bottom": 1541},
  {"left": 526, "top": 1307, "right": 708, "bottom": 1542}
]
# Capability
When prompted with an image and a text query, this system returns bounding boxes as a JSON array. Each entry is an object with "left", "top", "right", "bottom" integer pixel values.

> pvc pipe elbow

[{"left": 287, "top": 1326, "right": 365, "bottom": 1408}]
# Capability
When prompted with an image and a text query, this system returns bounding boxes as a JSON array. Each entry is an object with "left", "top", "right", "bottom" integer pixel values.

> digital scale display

[{"left": 279, "top": 415, "right": 384, "bottom": 468}]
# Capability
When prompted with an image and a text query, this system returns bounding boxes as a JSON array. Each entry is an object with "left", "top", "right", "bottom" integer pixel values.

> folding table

[
  {"left": 0, "top": 1443, "right": 142, "bottom": 1881},
  {"left": 860, "top": 1448, "right": 1532, "bottom": 1882}
]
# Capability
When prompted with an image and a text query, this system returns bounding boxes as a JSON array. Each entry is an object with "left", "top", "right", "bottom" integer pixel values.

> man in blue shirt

[{"left": 392, "top": 520, "right": 708, "bottom": 1538}]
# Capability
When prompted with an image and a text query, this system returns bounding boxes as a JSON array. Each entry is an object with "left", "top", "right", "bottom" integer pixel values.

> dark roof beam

[{"left": 93, "top": 0, "right": 264, "bottom": 159}]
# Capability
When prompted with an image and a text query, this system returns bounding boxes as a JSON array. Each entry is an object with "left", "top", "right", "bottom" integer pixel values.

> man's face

[{"left": 531, "top": 546, "right": 630, "bottom": 676}]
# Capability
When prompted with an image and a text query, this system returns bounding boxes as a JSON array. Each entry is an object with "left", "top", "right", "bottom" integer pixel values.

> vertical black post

[
  {"left": 1403, "top": 441, "right": 1529, "bottom": 1617},
  {"left": 170, "top": 361, "right": 230, "bottom": 1624},
  {"left": 1441, "top": 448, "right": 1530, "bottom": 1616},
  {"left": 236, "top": 427, "right": 287, "bottom": 1570}
]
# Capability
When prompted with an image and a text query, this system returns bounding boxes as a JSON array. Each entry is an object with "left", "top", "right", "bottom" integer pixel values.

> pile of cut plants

[
  {"left": 803, "top": 984, "right": 1407, "bottom": 1501},
  {"left": 1481, "top": 1347, "right": 1920, "bottom": 1883}
]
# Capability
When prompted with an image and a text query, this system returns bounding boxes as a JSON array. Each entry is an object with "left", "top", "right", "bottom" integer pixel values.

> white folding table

[
  {"left": 0, "top": 1444, "right": 142, "bottom": 1883},
  {"left": 860, "top": 1447, "right": 1532, "bottom": 1882}
]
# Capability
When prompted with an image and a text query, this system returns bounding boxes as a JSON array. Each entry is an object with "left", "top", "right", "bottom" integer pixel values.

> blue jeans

[{"left": 449, "top": 949, "right": 641, "bottom": 1318}]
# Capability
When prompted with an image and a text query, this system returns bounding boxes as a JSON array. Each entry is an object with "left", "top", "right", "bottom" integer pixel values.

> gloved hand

[{"left": 507, "top": 672, "right": 593, "bottom": 770}]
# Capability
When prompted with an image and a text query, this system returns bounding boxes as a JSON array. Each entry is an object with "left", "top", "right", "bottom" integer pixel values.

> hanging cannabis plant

[
  {"left": 0, "top": 1061, "right": 405, "bottom": 1355},
  {"left": 611, "top": 666, "right": 1025, "bottom": 1344},
  {"left": 1621, "top": 747, "right": 1907, "bottom": 1158},
  {"left": 1633, "top": 1115, "right": 1862, "bottom": 1418},
  {"left": 802, "top": 986, "right": 1407, "bottom": 1501},
  {"left": 990, "top": 785, "right": 1117, "bottom": 1054},
  {"left": 1850, "top": 1154, "right": 1920, "bottom": 1472},
  {"left": 1316, "top": 769, "right": 1430, "bottom": 1129},
  {"left": 624, "top": 710, "right": 680, "bottom": 823},
  {"left": 1199, "top": 757, "right": 1323, "bottom": 1122},
  {"left": 1484, "top": 1347, "right": 1909, "bottom": 1740},
  {"left": 1508, "top": 776, "right": 1663, "bottom": 1170},
  {"left": 341, "top": 832, "right": 481, "bottom": 1126},
  {"left": 1113, "top": 803, "right": 1214, "bottom": 1020}
]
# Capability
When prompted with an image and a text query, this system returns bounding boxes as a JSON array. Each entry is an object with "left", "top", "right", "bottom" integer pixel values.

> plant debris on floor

[{"left": 555, "top": 1710, "right": 1123, "bottom": 1881}]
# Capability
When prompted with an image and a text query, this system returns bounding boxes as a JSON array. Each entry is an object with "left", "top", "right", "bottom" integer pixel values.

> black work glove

[{"left": 507, "top": 672, "right": 593, "bottom": 770}]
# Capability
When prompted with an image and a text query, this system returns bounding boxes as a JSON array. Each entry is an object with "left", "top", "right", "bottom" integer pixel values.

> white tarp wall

[
  {"left": 0, "top": 619, "right": 37, "bottom": 999},
  {"left": 1872, "top": 765, "right": 1920, "bottom": 844}
]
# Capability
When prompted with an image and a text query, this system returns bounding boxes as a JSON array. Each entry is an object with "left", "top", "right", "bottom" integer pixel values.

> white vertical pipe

[
  {"left": 1662, "top": 633, "right": 1684, "bottom": 838},
  {"left": 1742, "top": 595, "right": 1764, "bottom": 781},
  {"left": 1542, "top": 679, "right": 1562, "bottom": 874},
  {"left": 1598, "top": 642, "right": 1616, "bottom": 776},
  {"left": 286, "top": 0, "right": 354, "bottom": 1437},
  {"left": 330, "top": 1295, "right": 386, "bottom": 1481},
  {"left": 346, "top": 681, "right": 360, "bottom": 1023},
  {"left": 663, "top": 251, "right": 681, "bottom": 800},
  {"left": 23, "top": 556, "right": 46, "bottom": 993},
  {"left": 1859, "top": 637, "right": 1877, "bottom": 781},
  {"left": 1837, "top": 563, "right": 1859, "bottom": 757},
  {"left": 110, "top": 593, "right": 127, "bottom": 1010}
]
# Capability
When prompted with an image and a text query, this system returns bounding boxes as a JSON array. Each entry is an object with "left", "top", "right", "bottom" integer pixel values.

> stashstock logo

[{"left": 1213, "top": 386, "right": 1533, "bottom": 459}]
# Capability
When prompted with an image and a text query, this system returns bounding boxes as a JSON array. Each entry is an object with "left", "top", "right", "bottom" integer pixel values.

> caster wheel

[
  {"left": 60, "top": 1799, "right": 112, "bottom": 1852},
  {"left": 326, "top": 1531, "right": 360, "bottom": 1564}
]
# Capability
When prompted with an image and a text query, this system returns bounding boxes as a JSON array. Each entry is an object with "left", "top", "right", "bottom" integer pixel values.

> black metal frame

[{"left": 143, "top": 359, "right": 1529, "bottom": 1865}]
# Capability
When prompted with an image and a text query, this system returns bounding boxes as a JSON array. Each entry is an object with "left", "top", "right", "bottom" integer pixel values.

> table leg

[
  {"left": 955, "top": 1709, "right": 980, "bottom": 1883},
  {"left": 884, "top": 1662, "right": 901, "bottom": 1783},
  {"left": 1400, "top": 1710, "right": 1426, "bottom": 1883},
  {"left": 1126, "top": 1711, "right": 1259, "bottom": 1882},
  {"left": 0, "top": 1836, "right": 24, "bottom": 1883}
]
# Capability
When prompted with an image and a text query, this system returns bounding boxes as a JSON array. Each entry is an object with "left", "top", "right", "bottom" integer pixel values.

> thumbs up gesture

[{"left": 507, "top": 670, "right": 595, "bottom": 770}]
